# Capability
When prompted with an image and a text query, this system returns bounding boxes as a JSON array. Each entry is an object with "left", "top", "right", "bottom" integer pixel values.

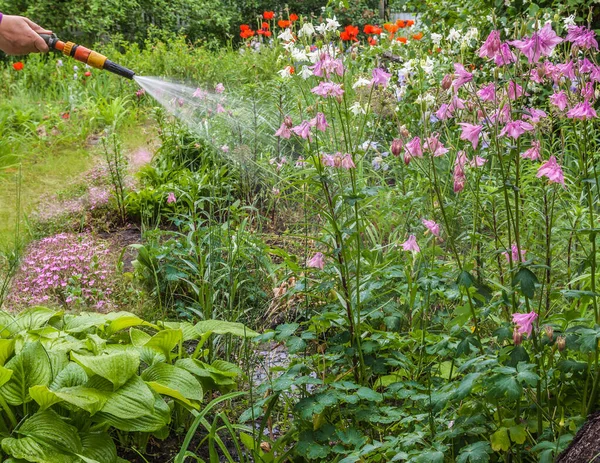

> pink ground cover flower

[
  {"left": 509, "top": 22, "right": 562, "bottom": 63},
  {"left": 308, "top": 252, "right": 325, "bottom": 269},
  {"left": 401, "top": 235, "right": 420, "bottom": 253},
  {"left": 458, "top": 123, "right": 483, "bottom": 150},
  {"left": 566, "top": 101, "right": 597, "bottom": 120},
  {"left": 7, "top": 233, "right": 116, "bottom": 310},
  {"left": 537, "top": 156, "right": 565, "bottom": 185},
  {"left": 215, "top": 83, "right": 225, "bottom": 94},
  {"left": 521, "top": 140, "right": 541, "bottom": 160},
  {"left": 422, "top": 219, "right": 440, "bottom": 237},
  {"left": 512, "top": 311, "right": 538, "bottom": 337}
]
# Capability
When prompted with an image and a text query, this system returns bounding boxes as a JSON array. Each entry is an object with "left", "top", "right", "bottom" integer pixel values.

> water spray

[{"left": 39, "top": 33, "right": 136, "bottom": 80}]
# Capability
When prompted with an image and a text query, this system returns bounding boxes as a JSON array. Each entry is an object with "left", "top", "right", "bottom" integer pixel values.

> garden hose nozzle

[{"left": 39, "top": 33, "right": 136, "bottom": 80}]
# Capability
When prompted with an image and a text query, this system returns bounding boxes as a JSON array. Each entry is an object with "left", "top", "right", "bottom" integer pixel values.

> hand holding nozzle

[{"left": 0, "top": 14, "right": 52, "bottom": 55}]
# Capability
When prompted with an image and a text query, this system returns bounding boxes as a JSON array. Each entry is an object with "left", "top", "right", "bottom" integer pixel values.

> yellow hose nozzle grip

[
  {"left": 87, "top": 51, "right": 108, "bottom": 70},
  {"left": 62, "top": 41, "right": 75, "bottom": 57}
]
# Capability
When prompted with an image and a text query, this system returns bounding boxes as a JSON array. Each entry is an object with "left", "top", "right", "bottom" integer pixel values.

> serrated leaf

[
  {"left": 512, "top": 268, "right": 538, "bottom": 299},
  {"left": 509, "top": 425, "right": 527, "bottom": 445}
]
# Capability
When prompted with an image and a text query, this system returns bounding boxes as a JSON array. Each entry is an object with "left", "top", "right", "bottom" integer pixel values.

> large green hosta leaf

[
  {"left": 77, "top": 432, "right": 118, "bottom": 463},
  {"left": 30, "top": 385, "right": 107, "bottom": 415},
  {"left": 0, "top": 339, "right": 15, "bottom": 365},
  {"left": 176, "top": 358, "right": 239, "bottom": 392},
  {"left": 1, "top": 410, "right": 82, "bottom": 463},
  {"left": 63, "top": 313, "right": 107, "bottom": 334},
  {"left": 195, "top": 320, "right": 258, "bottom": 338},
  {"left": 142, "top": 363, "right": 203, "bottom": 408},
  {"left": 8, "top": 307, "right": 63, "bottom": 336},
  {"left": 71, "top": 350, "right": 139, "bottom": 390},
  {"left": 105, "top": 312, "right": 157, "bottom": 335},
  {"left": 0, "top": 342, "right": 53, "bottom": 405},
  {"left": 144, "top": 329, "right": 183, "bottom": 359}
]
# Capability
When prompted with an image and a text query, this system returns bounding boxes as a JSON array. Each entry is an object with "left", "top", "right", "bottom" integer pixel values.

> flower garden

[{"left": 1, "top": 0, "right": 600, "bottom": 461}]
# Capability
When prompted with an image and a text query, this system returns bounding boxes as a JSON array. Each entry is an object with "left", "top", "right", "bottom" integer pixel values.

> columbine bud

[
  {"left": 284, "top": 115, "right": 293, "bottom": 128},
  {"left": 391, "top": 138, "right": 403, "bottom": 157},
  {"left": 400, "top": 126, "right": 410, "bottom": 138},
  {"left": 544, "top": 325, "right": 554, "bottom": 341},
  {"left": 557, "top": 335, "right": 566, "bottom": 352},
  {"left": 441, "top": 73, "right": 453, "bottom": 90},
  {"left": 513, "top": 328, "right": 523, "bottom": 346}
]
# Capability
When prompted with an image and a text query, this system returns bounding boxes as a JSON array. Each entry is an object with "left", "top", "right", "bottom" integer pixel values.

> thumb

[
  {"left": 33, "top": 35, "right": 49, "bottom": 53},
  {"left": 24, "top": 18, "right": 52, "bottom": 35}
]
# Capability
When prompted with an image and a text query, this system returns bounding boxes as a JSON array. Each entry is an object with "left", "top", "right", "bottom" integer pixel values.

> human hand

[{"left": 0, "top": 15, "right": 52, "bottom": 55}]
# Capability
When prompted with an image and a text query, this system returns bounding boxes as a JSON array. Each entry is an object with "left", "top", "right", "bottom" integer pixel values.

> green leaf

[
  {"left": 509, "top": 425, "right": 527, "bottom": 445},
  {"left": 105, "top": 312, "right": 156, "bottom": 335},
  {"left": 491, "top": 428, "right": 510, "bottom": 452},
  {"left": 30, "top": 385, "right": 107, "bottom": 415},
  {"left": 96, "top": 388, "right": 171, "bottom": 432},
  {"left": 0, "top": 339, "right": 15, "bottom": 366},
  {"left": 1, "top": 342, "right": 53, "bottom": 406},
  {"left": 142, "top": 363, "right": 203, "bottom": 407},
  {"left": 77, "top": 432, "right": 118, "bottom": 463},
  {"left": 195, "top": 320, "right": 258, "bottom": 338},
  {"left": 10, "top": 307, "right": 62, "bottom": 335},
  {"left": 286, "top": 336, "right": 306, "bottom": 354},
  {"left": 453, "top": 373, "right": 481, "bottom": 401},
  {"left": 488, "top": 374, "right": 521, "bottom": 400},
  {"left": 2, "top": 410, "right": 82, "bottom": 463},
  {"left": 457, "top": 441, "right": 491, "bottom": 463},
  {"left": 356, "top": 387, "right": 383, "bottom": 402},
  {"left": 457, "top": 271, "right": 475, "bottom": 289},
  {"left": 63, "top": 313, "right": 107, "bottom": 334},
  {"left": 72, "top": 350, "right": 140, "bottom": 390},
  {"left": 512, "top": 268, "right": 538, "bottom": 299},
  {"left": 144, "top": 329, "right": 183, "bottom": 359}
]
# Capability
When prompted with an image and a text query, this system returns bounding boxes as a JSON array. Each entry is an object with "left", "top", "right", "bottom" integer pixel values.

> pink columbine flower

[
  {"left": 499, "top": 120, "right": 534, "bottom": 139},
  {"left": 521, "top": 140, "right": 541, "bottom": 160},
  {"left": 503, "top": 244, "right": 526, "bottom": 263},
  {"left": 308, "top": 252, "right": 325, "bottom": 269},
  {"left": 495, "top": 43, "right": 516, "bottom": 66},
  {"left": 401, "top": 235, "right": 420, "bottom": 253},
  {"left": 510, "top": 22, "right": 562, "bottom": 63},
  {"left": 340, "top": 154, "right": 355, "bottom": 169},
  {"left": 566, "top": 101, "right": 597, "bottom": 120},
  {"left": 452, "top": 63, "right": 473, "bottom": 90},
  {"left": 216, "top": 104, "right": 225, "bottom": 114},
  {"left": 435, "top": 103, "right": 454, "bottom": 120},
  {"left": 512, "top": 311, "right": 538, "bottom": 337},
  {"left": 565, "top": 25, "right": 598, "bottom": 50},
  {"left": 275, "top": 122, "right": 292, "bottom": 139},
  {"left": 292, "top": 120, "right": 313, "bottom": 140},
  {"left": 372, "top": 68, "right": 392, "bottom": 87},
  {"left": 537, "top": 156, "right": 565, "bottom": 185},
  {"left": 477, "top": 83, "right": 496, "bottom": 102},
  {"left": 404, "top": 136, "right": 422, "bottom": 161},
  {"left": 506, "top": 81, "right": 528, "bottom": 100},
  {"left": 422, "top": 219, "right": 440, "bottom": 237},
  {"left": 311, "top": 54, "right": 344, "bottom": 78},
  {"left": 193, "top": 88, "right": 207, "bottom": 99},
  {"left": 322, "top": 154, "right": 335, "bottom": 167},
  {"left": 470, "top": 156, "right": 487, "bottom": 167},
  {"left": 458, "top": 123, "right": 483, "bottom": 150},
  {"left": 453, "top": 151, "right": 467, "bottom": 193},
  {"left": 311, "top": 81, "right": 344, "bottom": 98},
  {"left": 311, "top": 112, "right": 329, "bottom": 131},
  {"left": 215, "top": 83, "right": 225, "bottom": 94},
  {"left": 549, "top": 91, "right": 568, "bottom": 111},
  {"left": 424, "top": 134, "right": 449, "bottom": 157},
  {"left": 524, "top": 107, "right": 547, "bottom": 123},
  {"left": 478, "top": 30, "right": 501, "bottom": 59},
  {"left": 167, "top": 192, "right": 177, "bottom": 204},
  {"left": 581, "top": 82, "right": 595, "bottom": 101}
]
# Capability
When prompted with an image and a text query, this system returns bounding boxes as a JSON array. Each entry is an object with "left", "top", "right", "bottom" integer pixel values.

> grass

[{"left": 0, "top": 118, "right": 155, "bottom": 247}]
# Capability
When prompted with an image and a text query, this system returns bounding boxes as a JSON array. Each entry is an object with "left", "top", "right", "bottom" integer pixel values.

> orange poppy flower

[
  {"left": 371, "top": 26, "right": 382, "bottom": 35},
  {"left": 396, "top": 19, "right": 406, "bottom": 28},
  {"left": 396, "top": 37, "right": 407, "bottom": 44},
  {"left": 368, "top": 36, "right": 377, "bottom": 46},
  {"left": 364, "top": 24, "right": 374, "bottom": 34},
  {"left": 290, "top": 14, "right": 298, "bottom": 21},
  {"left": 240, "top": 29, "right": 255, "bottom": 39},
  {"left": 412, "top": 32, "right": 423, "bottom": 40},
  {"left": 340, "top": 25, "right": 359, "bottom": 41},
  {"left": 278, "top": 20, "right": 291, "bottom": 28},
  {"left": 263, "top": 11, "right": 274, "bottom": 19},
  {"left": 12, "top": 62, "right": 24, "bottom": 71},
  {"left": 406, "top": 19, "right": 415, "bottom": 26},
  {"left": 261, "top": 22, "right": 270, "bottom": 30},
  {"left": 240, "top": 24, "right": 250, "bottom": 31},
  {"left": 383, "top": 23, "right": 399, "bottom": 34}
]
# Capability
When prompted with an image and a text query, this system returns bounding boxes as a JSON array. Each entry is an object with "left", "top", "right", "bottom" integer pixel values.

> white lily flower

[
  {"left": 352, "top": 77, "right": 372, "bottom": 89},
  {"left": 298, "top": 23, "right": 315, "bottom": 37}
]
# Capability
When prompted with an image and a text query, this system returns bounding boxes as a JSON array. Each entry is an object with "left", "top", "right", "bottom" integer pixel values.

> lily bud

[
  {"left": 557, "top": 335, "right": 566, "bottom": 352},
  {"left": 441, "top": 73, "right": 453, "bottom": 90},
  {"left": 391, "top": 138, "right": 403, "bottom": 157},
  {"left": 513, "top": 327, "right": 523, "bottom": 346},
  {"left": 544, "top": 325, "right": 554, "bottom": 341}
]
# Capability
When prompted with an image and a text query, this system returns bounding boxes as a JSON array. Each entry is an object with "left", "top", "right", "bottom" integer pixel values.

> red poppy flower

[
  {"left": 289, "top": 66, "right": 295, "bottom": 74},
  {"left": 364, "top": 24, "right": 374, "bottom": 34},
  {"left": 396, "top": 20, "right": 406, "bottom": 28},
  {"left": 412, "top": 32, "right": 423, "bottom": 40},
  {"left": 61, "top": 112, "right": 70, "bottom": 120},
  {"left": 263, "top": 11, "right": 274, "bottom": 20},
  {"left": 406, "top": 19, "right": 415, "bottom": 27},
  {"left": 12, "top": 62, "right": 24, "bottom": 71},
  {"left": 278, "top": 20, "right": 291, "bottom": 28},
  {"left": 371, "top": 26, "right": 382, "bottom": 35},
  {"left": 383, "top": 23, "right": 399, "bottom": 34},
  {"left": 240, "top": 29, "right": 255, "bottom": 39},
  {"left": 261, "top": 22, "right": 270, "bottom": 30},
  {"left": 84, "top": 71, "right": 92, "bottom": 77},
  {"left": 240, "top": 24, "right": 250, "bottom": 31},
  {"left": 290, "top": 14, "right": 298, "bottom": 21},
  {"left": 396, "top": 36, "right": 407, "bottom": 44},
  {"left": 368, "top": 36, "right": 377, "bottom": 46},
  {"left": 340, "top": 25, "right": 359, "bottom": 41}
]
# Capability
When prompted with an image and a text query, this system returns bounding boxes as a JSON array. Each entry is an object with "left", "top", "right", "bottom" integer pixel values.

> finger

[
  {"left": 23, "top": 18, "right": 52, "bottom": 34},
  {"left": 33, "top": 35, "right": 49, "bottom": 53}
]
